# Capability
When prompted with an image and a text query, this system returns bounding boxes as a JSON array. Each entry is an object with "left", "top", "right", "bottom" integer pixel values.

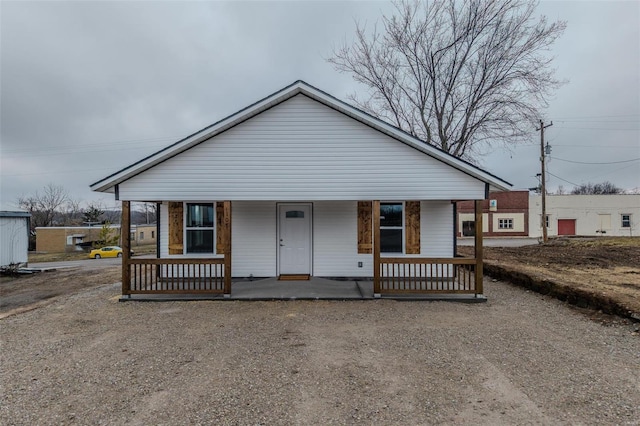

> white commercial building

[{"left": 529, "top": 194, "right": 640, "bottom": 238}]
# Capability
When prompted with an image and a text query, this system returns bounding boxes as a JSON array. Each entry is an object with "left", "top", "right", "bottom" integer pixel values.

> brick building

[{"left": 457, "top": 190, "right": 529, "bottom": 237}]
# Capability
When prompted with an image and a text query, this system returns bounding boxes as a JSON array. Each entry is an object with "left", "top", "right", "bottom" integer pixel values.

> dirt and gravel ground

[
  {"left": 459, "top": 237, "right": 640, "bottom": 317},
  {"left": 0, "top": 264, "right": 120, "bottom": 317},
  {"left": 1, "top": 278, "right": 639, "bottom": 425}
]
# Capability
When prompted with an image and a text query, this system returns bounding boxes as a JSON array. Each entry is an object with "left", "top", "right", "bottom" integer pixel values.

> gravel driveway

[{"left": 1, "top": 279, "right": 638, "bottom": 425}]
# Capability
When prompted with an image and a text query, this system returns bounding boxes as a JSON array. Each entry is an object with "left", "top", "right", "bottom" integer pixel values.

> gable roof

[{"left": 90, "top": 80, "right": 512, "bottom": 193}]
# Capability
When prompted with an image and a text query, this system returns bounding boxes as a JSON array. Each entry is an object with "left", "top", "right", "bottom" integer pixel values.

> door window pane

[{"left": 286, "top": 210, "right": 305, "bottom": 219}]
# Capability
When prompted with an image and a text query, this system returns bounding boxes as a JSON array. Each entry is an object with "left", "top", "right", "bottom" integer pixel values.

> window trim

[
  {"left": 621, "top": 214, "right": 631, "bottom": 228},
  {"left": 379, "top": 201, "right": 404, "bottom": 254},
  {"left": 184, "top": 202, "right": 216, "bottom": 255},
  {"left": 498, "top": 218, "right": 514, "bottom": 230}
]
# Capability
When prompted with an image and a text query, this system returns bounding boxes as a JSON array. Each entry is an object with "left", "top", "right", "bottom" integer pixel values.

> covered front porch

[{"left": 118, "top": 200, "right": 486, "bottom": 300}]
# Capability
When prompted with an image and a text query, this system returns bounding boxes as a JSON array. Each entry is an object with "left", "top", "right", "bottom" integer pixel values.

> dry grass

[
  {"left": 28, "top": 251, "right": 89, "bottom": 263},
  {"left": 28, "top": 244, "right": 157, "bottom": 263},
  {"left": 561, "top": 236, "right": 640, "bottom": 248},
  {"left": 460, "top": 237, "right": 640, "bottom": 317}
]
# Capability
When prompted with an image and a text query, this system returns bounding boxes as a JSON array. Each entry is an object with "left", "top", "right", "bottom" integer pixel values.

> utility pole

[{"left": 537, "top": 120, "right": 553, "bottom": 243}]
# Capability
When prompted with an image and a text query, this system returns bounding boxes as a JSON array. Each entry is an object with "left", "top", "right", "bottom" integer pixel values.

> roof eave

[
  {"left": 91, "top": 82, "right": 307, "bottom": 192},
  {"left": 91, "top": 80, "right": 512, "bottom": 193}
]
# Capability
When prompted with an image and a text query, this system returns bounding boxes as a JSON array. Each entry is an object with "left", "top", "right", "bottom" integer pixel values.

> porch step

[{"left": 278, "top": 274, "right": 311, "bottom": 281}]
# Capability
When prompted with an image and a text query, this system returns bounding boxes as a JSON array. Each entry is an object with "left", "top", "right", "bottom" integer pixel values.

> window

[
  {"left": 498, "top": 218, "right": 513, "bottom": 229},
  {"left": 151, "top": 231, "right": 155, "bottom": 239},
  {"left": 286, "top": 210, "right": 305, "bottom": 218},
  {"left": 380, "top": 203, "right": 403, "bottom": 253},
  {"left": 185, "top": 203, "right": 215, "bottom": 253},
  {"left": 545, "top": 215, "right": 550, "bottom": 229},
  {"left": 622, "top": 214, "right": 631, "bottom": 228},
  {"left": 139, "top": 232, "right": 144, "bottom": 240}
]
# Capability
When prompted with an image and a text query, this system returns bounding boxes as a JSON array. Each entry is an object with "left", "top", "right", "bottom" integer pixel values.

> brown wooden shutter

[
  {"left": 405, "top": 201, "right": 420, "bottom": 254},
  {"left": 168, "top": 202, "right": 183, "bottom": 254},
  {"left": 216, "top": 202, "right": 225, "bottom": 254},
  {"left": 357, "top": 201, "right": 372, "bottom": 254}
]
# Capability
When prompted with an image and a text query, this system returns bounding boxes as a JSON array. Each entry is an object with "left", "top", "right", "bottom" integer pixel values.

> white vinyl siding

[
  {"left": 421, "top": 201, "right": 454, "bottom": 257},
  {"left": 313, "top": 201, "right": 371, "bottom": 277},
  {"left": 160, "top": 200, "right": 455, "bottom": 277},
  {"left": 118, "top": 95, "right": 486, "bottom": 201},
  {"left": 315, "top": 201, "right": 454, "bottom": 276},
  {"left": 231, "top": 201, "right": 277, "bottom": 277}
]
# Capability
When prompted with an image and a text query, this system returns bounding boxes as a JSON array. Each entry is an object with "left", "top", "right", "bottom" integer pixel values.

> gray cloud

[{"left": 1, "top": 1, "right": 638, "bottom": 210}]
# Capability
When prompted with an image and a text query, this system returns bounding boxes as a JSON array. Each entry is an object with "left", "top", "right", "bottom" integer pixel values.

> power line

[
  {"left": 551, "top": 144, "right": 638, "bottom": 148},
  {"left": 552, "top": 126, "right": 639, "bottom": 131},
  {"left": 556, "top": 119, "right": 639, "bottom": 123},
  {"left": 547, "top": 171, "right": 580, "bottom": 187},
  {"left": 552, "top": 114, "right": 640, "bottom": 119},
  {"left": 549, "top": 156, "right": 640, "bottom": 165}
]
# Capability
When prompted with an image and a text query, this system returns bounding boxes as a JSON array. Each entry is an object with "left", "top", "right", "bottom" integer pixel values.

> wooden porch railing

[
  {"left": 124, "top": 258, "right": 227, "bottom": 295},
  {"left": 377, "top": 257, "right": 477, "bottom": 294}
]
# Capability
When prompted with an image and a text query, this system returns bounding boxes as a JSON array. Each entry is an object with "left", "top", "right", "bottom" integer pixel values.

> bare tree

[
  {"left": 329, "top": 0, "right": 566, "bottom": 161},
  {"left": 134, "top": 202, "right": 157, "bottom": 224},
  {"left": 571, "top": 181, "right": 622, "bottom": 195},
  {"left": 60, "top": 198, "right": 84, "bottom": 226},
  {"left": 17, "top": 183, "right": 70, "bottom": 229}
]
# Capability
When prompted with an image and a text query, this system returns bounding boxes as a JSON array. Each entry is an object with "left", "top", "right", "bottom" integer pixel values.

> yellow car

[{"left": 89, "top": 246, "right": 127, "bottom": 259}]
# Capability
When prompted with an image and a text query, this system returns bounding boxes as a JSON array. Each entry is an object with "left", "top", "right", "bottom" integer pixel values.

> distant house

[
  {"left": 35, "top": 224, "right": 157, "bottom": 253},
  {"left": 0, "top": 211, "right": 31, "bottom": 268},
  {"left": 90, "top": 80, "right": 511, "bottom": 297},
  {"left": 457, "top": 191, "right": 529, "bottom": 237},
  {"left": 530, "top": 194, "right": 640, "bottom": 237}
]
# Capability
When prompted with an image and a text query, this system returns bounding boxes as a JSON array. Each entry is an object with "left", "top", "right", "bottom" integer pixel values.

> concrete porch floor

[{"left": 120, "top": 277, "right": 487, "bottom": 302}]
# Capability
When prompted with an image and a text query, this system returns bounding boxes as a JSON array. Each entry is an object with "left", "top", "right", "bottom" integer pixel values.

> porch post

[
  {"left": 474, "top": 200, "right": 483, "bottom": 295},
  {"left": 223, "top": 200, "right": 232, "bottom": 295},
  {"left": 373, "top": 200, "right": 381, "bottom": 296},
  {"left": 121, "top": 201, "right": 131, "bottom": 296}
]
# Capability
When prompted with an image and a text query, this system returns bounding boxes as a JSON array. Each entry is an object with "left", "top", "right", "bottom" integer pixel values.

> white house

[
  {"left": 91, "top": 81, "right": 511, "bottom": 297},
  {"left": 529, "top": 194, "right": 640, "bottom": 237},
  {"left": 0, "top": 211, "right": 31, "bottom": 269}
]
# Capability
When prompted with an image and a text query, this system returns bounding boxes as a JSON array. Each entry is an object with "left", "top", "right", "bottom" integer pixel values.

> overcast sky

[{"left": 1, "top": 0, "right": 639, "bottom": 210}]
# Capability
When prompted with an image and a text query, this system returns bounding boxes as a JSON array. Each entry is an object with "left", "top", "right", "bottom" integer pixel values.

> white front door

[{"left": 278, "top": 204, "right": 312, "bottom": 275}]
